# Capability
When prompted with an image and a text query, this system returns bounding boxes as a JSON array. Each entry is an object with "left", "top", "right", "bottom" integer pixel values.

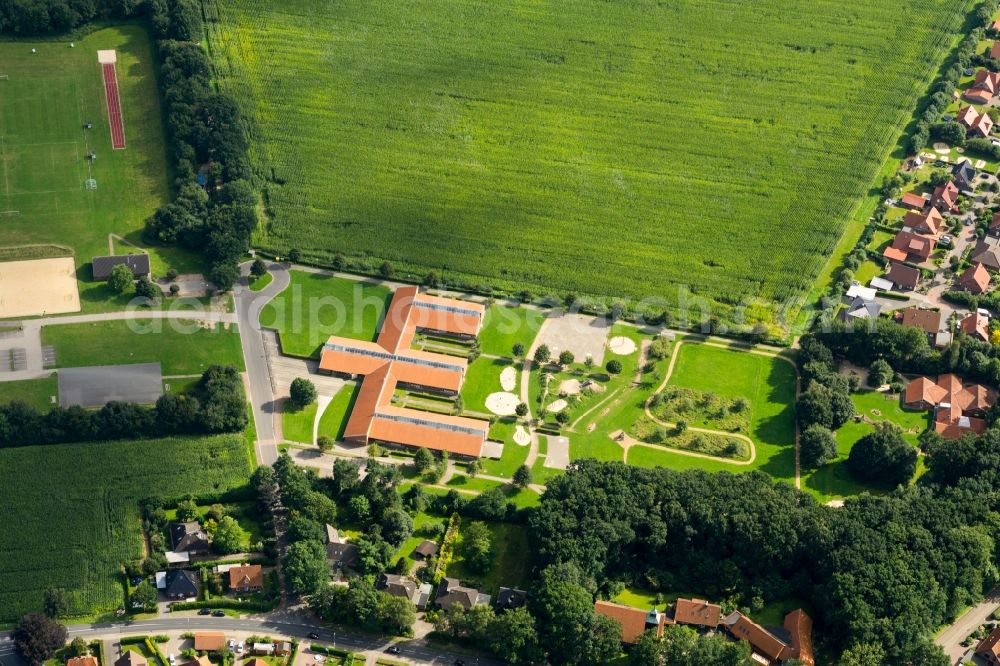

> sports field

[
  {"left": 0, "top": 434, "right": 252, "bottom": 623},
  {"left": 0, "top": 26, "right": 200, "bottom": 313},
  {"left": 205, "top": 0, "right": 973, "bottom": 327}
]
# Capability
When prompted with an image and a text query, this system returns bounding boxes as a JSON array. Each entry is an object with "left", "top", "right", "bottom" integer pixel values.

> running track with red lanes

[{"left": 101, "top": 62, "right": 126, "bottom": 149}]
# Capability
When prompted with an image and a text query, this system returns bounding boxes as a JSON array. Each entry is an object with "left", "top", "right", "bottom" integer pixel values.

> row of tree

[
  {"left": 0, "top": 365, "right": 247, "bottom": 448},
  {"left": 0, "top": 0, "right": 198, "bottom": 38}
]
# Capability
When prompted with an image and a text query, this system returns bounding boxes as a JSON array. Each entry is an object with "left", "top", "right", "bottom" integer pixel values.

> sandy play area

[
  {"left": 558, "top": 378, "right": 581, "bottom": 395},
  {"left": 0, "top": 257, "right": 80, "bottom": 318},
  {"left": 547, "top": 398, "right": 568, "bottom": 413},
  {"left": 486, "top": 391, "right": 519, "bottom": 416},
  {"left": 500, "top": 366, "right": 517, "bottom": 392},
  {"left": 514, "top": 425, "right": 530, "bottom": 446},
  {"left": 608, "top": 336, "right": 637, "bottom": 355}
]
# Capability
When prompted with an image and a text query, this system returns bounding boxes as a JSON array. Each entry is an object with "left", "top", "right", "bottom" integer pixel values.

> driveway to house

[
  {"left": 0, "top": 614, "right": 502, "bottom": 666},
  {"left": 935, "top": 585, "right": 1000, "bottom": 663},
  {"left": 233, "top": 261, "right": 291, "bottom": 466}
]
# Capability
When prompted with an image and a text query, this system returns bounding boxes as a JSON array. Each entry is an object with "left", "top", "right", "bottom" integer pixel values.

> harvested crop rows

[
  {"left": 0, "top": 435, "right": 251, "bottom": 622},
  {"left": 205, "top": 0, "right": 973, "bottom": 325}
]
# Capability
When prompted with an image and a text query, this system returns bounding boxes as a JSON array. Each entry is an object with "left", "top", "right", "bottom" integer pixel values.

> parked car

[
  {"left": 386, "top": 646, "right": 400, "bottom": 655},
  {"left": 940, "top": 235, "right": 952, "bottom": 246},
  {"left": 228, "top": 640, "right": 235, "bottom": 653},
  {"left": 308, "top": 633, "right": 319, "bottom": 640},
  {"left": 168, "top": 656, "right": 175, "bottom": 665},
  {"left": 198, "top": 608, "right": 211, "bottom": 615},
  {"left": 212, "top": 610, "right": 225, "bottom": 617},
  {"left": 236, "top": 642, "right": 244, "bottom": 654}
]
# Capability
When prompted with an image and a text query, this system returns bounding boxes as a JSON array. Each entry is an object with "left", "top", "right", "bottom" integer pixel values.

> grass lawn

[
  {"left": 391, "top": 511, "right": 446, "bottom": 572},
  {"left": 248, "top": 272, "right": 273, "bottom": 292},
  {"left": 259, "top": 271, "right": 392, "bottom": 358},
  {"left": 41, "top": 320, "right": 245, "bottom": 375},
  {"left": 318, "top": 383, "right": 359, "bottom": 440},
  {"left": 530, "top": 436, "right": 566, "bottom": 486},
  {"left": 0, "top": 373, "right": 57, "bottom": 410},
  {"left": 854, "top": 260, "right": 882, "bottom": 285},
  {"left": 282, "top": 401, "right": 318, "bottom": 444},
  {"left": 664, "top": 343, "right": 797, "bottom": 482},
  {"left": 478, "top": 305, "right": 545, "bottom": 358},
  {"left": 207, "top": 0, "right": 973, "bottom": 331},
  {"left": 803, "top": 390, "right": 929, "bottom": 502},
  {"left": 461, "top": 356, "right": 513, "bottom": 413},
  {"left": 479, "top": 418, "right": 530, "bottom": 478},
  {"left": 0, "top": 434, "right": 251, "bottom": 623},
  {"left": 448, "top": 521, "right": 530, "bottom": 596},
  {"left": 0, "top": 26, "right": 202, "bottom": 315}
]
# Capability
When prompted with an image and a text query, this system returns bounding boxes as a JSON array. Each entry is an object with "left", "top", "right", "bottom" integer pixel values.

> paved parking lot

[
  {"left": 58, "top": 362, "right": 164, "bottom": 408},
  {"left": 534, "top": 312, "right": 611, "bottom": 366}
]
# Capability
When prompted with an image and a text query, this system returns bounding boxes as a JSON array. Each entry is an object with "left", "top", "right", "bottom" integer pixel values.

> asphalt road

[
  {"left": 0, "top": 615, "right": 500, "bottom": 666},
  {"left": 935, "top": 585, "right": 1000, "bottom": 663},
  {"left": 234, "top": 261, "right": 291, "bottom": 466}
]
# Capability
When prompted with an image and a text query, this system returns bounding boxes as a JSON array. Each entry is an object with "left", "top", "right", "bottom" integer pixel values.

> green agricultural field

[
  {"left": 0, "top": 434, "right": 252, "bottom": 623},
  {"left": 41, "top": 319, "right": 245, "bottom": 375},
  {"left": 0, "top": 26, "right": 201, "bottom": 313},
  {"left": 259, "top": 271, "right": 392, "bottom": 358},
  {"left": 205, "top": 0, "right": 973, "bottom": 330},
  {"left": 0, "top": 373, "right": 57, "bottom": 410}
]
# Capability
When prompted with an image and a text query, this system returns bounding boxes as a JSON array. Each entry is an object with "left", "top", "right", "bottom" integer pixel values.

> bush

[{"left": 606, "top": 359, "right": 623, "bottom": 375}]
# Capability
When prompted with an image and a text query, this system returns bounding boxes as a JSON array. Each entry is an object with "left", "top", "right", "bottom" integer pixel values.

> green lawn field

[
  {"left": 318, "top": 383, "right": 359, "bottom": 441},
  {"left": 803, "top": 390, "right": 930, "bottom": 501},
  {"left": 282, "top": 401, "right": 318, "bottom": 444},
  {"left": 259, "top": 271, "right": 392, "bottom": 358},
  {"left": 461, "top": 356, "right": 513, "bottom": 414},
  {"left": 41, "top": 319, "right": 245, "bottom": 375},
  {"left": 0, "top": 434, "right": 252, "bottom": 623},
  {"left": 478, "top": 305, "right": 545, "bottom": 358},
  {"left": 0, "top": 373, "right": 57, "bottom": 410},
  {"left": 447, "top": 520, "right": 531, "bottom": 596},
  {"left": 0, "top": 26, "right": 201, "bottom": 313},
  {"left": 204, "top": 0, "right": 973, "bottom": 329}
]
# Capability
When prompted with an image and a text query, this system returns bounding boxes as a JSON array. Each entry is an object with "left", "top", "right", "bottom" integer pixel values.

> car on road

[
  {"left": 940, "top": 235, "right": 952, "bottom": 246},
  {"left": 386, "top": 646, "right": 400, "bottom": 655},
  {"left": 308, "top": 633, "right": 319, "bottom": 640},
  {"left": 212, "top": 610, "right": 225, "bottom": 617},
  {"left": 168, "top": 656, "right": 175, "bottom": 665},
  {"left": 198, "top": 608, "right": 211, "bottom": 615}
]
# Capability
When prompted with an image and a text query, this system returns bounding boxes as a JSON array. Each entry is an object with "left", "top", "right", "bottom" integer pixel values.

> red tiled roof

[
  {"left": 957, "top": 105, "right": 981, "bottom": 127},
  {"left": 908, "top": 373, "right": 995, "bottom": 439},
  {"left": 725, "top": 612, "right": 791, "bottom": 662},
  {"left": 193, "top": 632, "right": 226, "bottom": 652},
  {"left": 900, "top": 192, "right": 928, "bottom": 209},
  {"left": 931, "top": 181, "right": 959, "bottom": 209},
  {"left": 883, "top": 247, "right": 908, "bottom": 263},
  {"left": 901, "top": 306, "right": 942, "bottom": 334},
  {"left": 784, "top": 609, "right": 814, "bottom": 666},
  {"left": 888, "top": 231, "right": 935, "bottom": 260},
  {"left": 959, "top": 263, "right": 991, "bottom": 294},
  {"left": 594, "top": 601, "right": 667, "bottom": 644},
  {"left": 977, "top": 626, "right": 1000, "bottom": 661},
  {"left": 228, "top": 564, "right": 263, "bottom": 590},
  {"left": 319, "top": 286, "right": 488, "bottom": 456},
  {"left": 960, "top": 312, "right": 990, "bottom": 342},
  {"left": 903, "top": 207, "right": 942, "bottom": 235},
  {"left": 67, "top": 658, "right": 98, "bottom": 666},
  {"left": 905, "top": 376, "right": 948, "bottom": 406},
  {"left": 674, "top": 598, "right": 721, "bottom": 627},
  {"left": 993, "top": 43, "right": 1000, "bottom": 60}
]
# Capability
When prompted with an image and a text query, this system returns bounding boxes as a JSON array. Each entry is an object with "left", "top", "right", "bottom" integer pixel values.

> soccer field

[
  {"left": 205, "top": 0, "right": 973, "bottom": 329},
  {"left": 0, "top": 26, "right": 200, "bottom": 312}
]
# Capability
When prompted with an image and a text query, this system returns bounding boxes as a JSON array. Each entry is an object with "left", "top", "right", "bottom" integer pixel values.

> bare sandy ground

[{"left": 0, "top": 257, "right": 80, "bottom": 318}]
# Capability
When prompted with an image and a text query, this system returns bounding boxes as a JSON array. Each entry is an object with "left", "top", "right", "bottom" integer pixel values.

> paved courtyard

[{"left": 534, "top": 312, "right": 611, "bottom": 366}]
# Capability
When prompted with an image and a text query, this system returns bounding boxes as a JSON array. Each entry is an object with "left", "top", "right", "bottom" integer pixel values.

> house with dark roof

[
  {"left": 413, "top": 540, "right": 438, "bottom": 559},
  {"left": 495, "top": 587, "right": 528, "bottom": 613},
  {"left": 976, "top": 626, "right": 1000, "bottom": 665},
  {"left": 325, "top": 526, "right": 360, "bottom": 571},
  {"left": 91, "top": 254, "right": 151, "bottom": 281},
  {"left": 838, "top": 296, "right": 881, "bottom": 324},
  {"left": 953, "top": 160, "right": 980, "bottom": 191},
  {"left": 959, "top": 263, "right": 991, "bottom": 295},
  {"left": 170, "top": 522, "right": 209, "bottom": 554},
  {"left": 900, "top": 191, "right": 928, "bottom": 210},
  {"left": 377, "top": 573, "right": 418, "bottom": 602},
  {"left": 594, "top": 601, "right": 671, "bottom": 645},
  {"left": 435, "top": 578, "right": 490, "bottom": 610},
  {"left": 972, "top": 235, "right": 1000, "bottom": 270},
  {"left": 164, "top": 569, "right": 200, "bottom": 600},
  {"left": 930, "top": 180, "right": 959, "bottom": 211},
  {"left": 886, "top": 263, "right": 921, "bottom": 291}
]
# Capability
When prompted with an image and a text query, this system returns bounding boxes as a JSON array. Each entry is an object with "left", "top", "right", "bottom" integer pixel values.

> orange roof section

[
  {"left": 674, "top": 598, "right": 721, "bottom": 627},
  {"left": 726, "top": 612, "right": 791, "bottom": 662},
  {"left": 319, "top": 286, "right": 488, "bottom": 456},
  {"left": 784, "top": 609, "right": 815, "bottom": 666},
  {"left": 193, "top": 632, "right": 226, "bottom": 652},
  {"left": 594, "top": 601, "right": 666, "bottom": 643},
  {"left": 905, "top": 377, "right": 948, "bottom": 405}
]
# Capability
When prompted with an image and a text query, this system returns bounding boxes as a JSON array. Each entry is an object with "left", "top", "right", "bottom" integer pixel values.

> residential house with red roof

[
  {"left": 902, "top": 207, "right": 943, "bottom": 236},
  {"left": 228, "top": 564, "right": 263, "bottom": 593},
  {"left": 886, "top": 263, "right": 921, "bottom": 291},
  {"left": 959, "top": 263, "right": 991, "bottom": 294},
  {"left": 900, "top": 191, "right": 928, "bottom": 210},
  {"left": 960, "top": 311, "right": 990, "bottom": 342},
  {"left": 673, "top": 598, "right": 722, "bottom": 627},
  {"left": 904, "top": 373, "right": 995, "bottom": 439},
  {"left": 977, "top": 626, "right": 1000, "bottom": 665},
  {"left": 966, "top": 70, "right": 1000, "bottom": 104},
  {"left": 883, "top": 230, "right": 935, "bottom": 263},
  {"left": 594, "top": 601, "right": 671, "bottom": 644},
  {"left": 992, "top": 42, "right": 1000, "bottom": 59},
  {"left": 722, "top": 610, "right": 814, "bottom": 666},
  {"left": 957, "top": 105, "right": 994, "bottom": 137},
  {"left": 930, "top": 180, "right": 959, "bottom": 211}
]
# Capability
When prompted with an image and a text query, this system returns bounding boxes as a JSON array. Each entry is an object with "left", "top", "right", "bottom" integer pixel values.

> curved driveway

[{"left": 234, "top": 261, "right": 291, "bottom": 466}]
